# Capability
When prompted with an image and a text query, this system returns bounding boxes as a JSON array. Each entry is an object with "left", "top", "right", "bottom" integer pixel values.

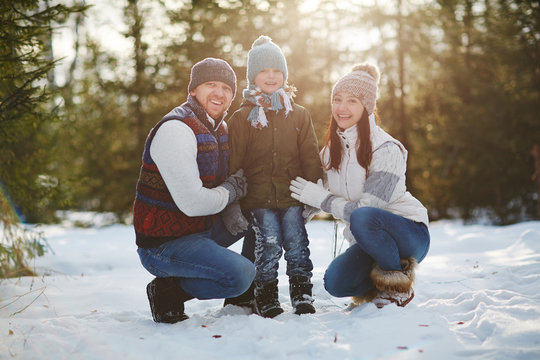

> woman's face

[{"left": 331, "top": 91, "right": 365, "bottom": 130}]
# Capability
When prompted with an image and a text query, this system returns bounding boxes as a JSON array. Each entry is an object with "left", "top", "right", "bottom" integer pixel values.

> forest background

[{"left": 1, "top": 0, "right": 539, "bottom": 276}]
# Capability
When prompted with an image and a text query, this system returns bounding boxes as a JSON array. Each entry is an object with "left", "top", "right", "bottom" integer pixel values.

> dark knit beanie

[
  {"left": 247, "top": 35, "right": 288, "bottom": 85},
  {"left": 188, "top": 57, "right": 237, "bottom": 97},
  {"left": 331, "top": 63, "right": 380, "bottom": 115}
]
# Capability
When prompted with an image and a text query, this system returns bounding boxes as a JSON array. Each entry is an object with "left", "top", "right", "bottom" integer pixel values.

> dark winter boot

[
  {"left": 289, "top": 275, "right": 316, "bottom": 315},
  {"left": 254, "top": 279, "right": 284, "bottom": 318},
  {"left": 223, "top": 282, "right": 256, "bottom": 313},
  {"left": 369, "top": 257, "right": 416, "bottom": 308},
  {"left": 146, "top": 277, "right": 192, "bottom": 323}
]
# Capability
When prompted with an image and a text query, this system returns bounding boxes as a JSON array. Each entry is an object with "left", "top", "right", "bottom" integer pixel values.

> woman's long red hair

[{"left": 322, "top": 110, "right": 373, "bottom": 175}]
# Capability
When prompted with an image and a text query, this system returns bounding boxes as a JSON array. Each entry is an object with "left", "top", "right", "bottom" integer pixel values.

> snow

[{"left": 1, "top": 217, "right": 540, "bottom": 359}]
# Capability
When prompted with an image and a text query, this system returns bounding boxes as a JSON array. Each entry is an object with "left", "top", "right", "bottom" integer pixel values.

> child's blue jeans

[
  {"left": 249, "top": 205, "right": 313, "bottom": 283},
  {"left": 137, "top": 218, "right": 256, "bottom": 300},
  {"left": 324, "top": 207, "right": 430, "bottom": 297}
]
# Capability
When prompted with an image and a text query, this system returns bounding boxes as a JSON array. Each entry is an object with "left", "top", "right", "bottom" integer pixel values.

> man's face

[{"left": 189, "top": 81, "right": 234, "bottom": 119}]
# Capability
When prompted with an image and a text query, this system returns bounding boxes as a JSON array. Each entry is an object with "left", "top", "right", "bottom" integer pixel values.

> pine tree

[
  {"left": 413, "top": 0, "right": 540, "bottom": 223},
  {"left": 49, "top": 0, "right": 539, "bottom": 223},
  {"left": 55, "top": 0, "right": 160, "bottom": 219},
  {"left": 0, "top": 0, "right": 86, "bottom": 277}
]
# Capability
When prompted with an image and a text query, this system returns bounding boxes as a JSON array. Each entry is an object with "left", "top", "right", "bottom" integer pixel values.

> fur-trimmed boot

[
  {"left": 369, "top": 257, "right": 417, "bottom": 308},
  {"left": 289, "top": 275, "right": 316, "bottom": 315},
  {"left": 348, "top": 288, "right": 379, "bottom": 309},
  {"left": 223, "top": 282, "right": 256, "bottom": 313},
  {"left": 146, "top": 277, "right": 192, "bottom": 323},
  {"left": 254, "top": 279, "right": 284, "bottom": 318}
]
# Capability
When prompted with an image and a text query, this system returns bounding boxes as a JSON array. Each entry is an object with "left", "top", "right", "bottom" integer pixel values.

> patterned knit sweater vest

[{"left": 133, "top": 103, "right": 229, "bottom": 249}]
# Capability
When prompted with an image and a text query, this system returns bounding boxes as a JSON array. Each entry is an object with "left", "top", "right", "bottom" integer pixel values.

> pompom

[
  {"left": 352, "top": 63, "right": 380, "bottom": 83},
  {"left": 252, "top": 35, "right": 272, "bottom": 48}
]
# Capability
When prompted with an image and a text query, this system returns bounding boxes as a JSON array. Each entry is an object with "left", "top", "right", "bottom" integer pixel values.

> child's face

[{"left": 254, "top": 68, "right": 284, "bottom": 94}]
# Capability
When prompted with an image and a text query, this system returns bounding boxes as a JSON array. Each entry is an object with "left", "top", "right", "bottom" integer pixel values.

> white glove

[
  {"left": 290, "top": 177, "right": 331, "bottom": 209},
  {"left": 222, "top": 202, "right": 249, "bottom": 235}
]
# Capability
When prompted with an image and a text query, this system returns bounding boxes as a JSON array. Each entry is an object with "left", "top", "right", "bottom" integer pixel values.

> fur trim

[
  {"left": 370, "top": 257, "right": 417, "bottom": 293},
  {"left": 372, "top": 289, "right": 415, "bottom": 308},
  {"left": 351, "top": 288, "right": 379, "bottom": 307}
]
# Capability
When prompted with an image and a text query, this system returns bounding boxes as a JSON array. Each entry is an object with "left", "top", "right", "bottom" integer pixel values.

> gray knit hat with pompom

[
  {"left": 331, "top": 63, "right": 380, "bottom": 115},
  {"left": 247, "top": 35, "right": 288, "bottom": 85}
]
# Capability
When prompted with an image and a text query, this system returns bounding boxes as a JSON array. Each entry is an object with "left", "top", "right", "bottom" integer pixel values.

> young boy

[{"left": 226, "top": 36, "right": 323, "bottom": 318}]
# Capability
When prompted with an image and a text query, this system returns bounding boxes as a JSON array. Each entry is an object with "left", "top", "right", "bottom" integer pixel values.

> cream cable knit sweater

[{"left": 321, "top": 116, "right": 429, "bottom": 244}]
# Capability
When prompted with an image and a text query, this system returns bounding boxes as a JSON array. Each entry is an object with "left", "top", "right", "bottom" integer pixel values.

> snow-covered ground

[{"left": 1, "top": 216, "right": 539, "bottom": 359}]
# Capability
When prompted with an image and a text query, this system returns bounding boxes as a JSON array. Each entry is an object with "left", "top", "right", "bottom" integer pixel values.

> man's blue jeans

[
  {"left": 324, "top": 207, "right": 430, "bottom": 297},
  {"left": 249, "top": 206, "right": 313, "bottom": 283},
  {"left": 137, "top": 218, "right": 256, "bottom": 300}
]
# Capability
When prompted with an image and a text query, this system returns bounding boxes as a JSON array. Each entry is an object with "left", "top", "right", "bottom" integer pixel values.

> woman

[{"left": 290, "top": 63, "right": 430, "bottom": 308}]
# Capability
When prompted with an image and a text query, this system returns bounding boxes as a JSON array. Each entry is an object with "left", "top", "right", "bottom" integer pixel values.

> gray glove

[
  {"left": 222, "top": 202, "right": 249, "bottom": 235},
  {"left": 221, "top": 169, "right": 248, "bottom": 204},
  {"left": 302, "top": 204, "right": 320, "bottom": 223}
]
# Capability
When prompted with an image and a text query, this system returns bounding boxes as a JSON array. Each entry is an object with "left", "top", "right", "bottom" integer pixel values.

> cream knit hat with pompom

[{"left": 331, "top": 63, "right": 380, "bottom": 115}]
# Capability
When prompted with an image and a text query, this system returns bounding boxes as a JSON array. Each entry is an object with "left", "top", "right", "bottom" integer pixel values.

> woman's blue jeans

[
  {"left": 324, "top": 207, "right": 430, "bottom": 298},
  {"left": 249, "top": 206, "right": 313, "bottom": 283},
  {"left": 137, "top": 218, "right": 256, "bottom": 300}
]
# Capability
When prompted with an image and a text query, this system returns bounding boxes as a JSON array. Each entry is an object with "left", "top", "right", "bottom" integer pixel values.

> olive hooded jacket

[{"left": 227, "top": 101, "right": 323, "bottom": 210}]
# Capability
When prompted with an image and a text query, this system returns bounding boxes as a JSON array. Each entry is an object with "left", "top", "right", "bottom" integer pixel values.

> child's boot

[
  {"left": 146, "top": 277, "right": 192, "bottom": 323},
  {"left": 289, "top": 275, "right": 316, "bottom": 315},
  {"left": 254, "top": 279, "right": 284, "bottom": 318}
]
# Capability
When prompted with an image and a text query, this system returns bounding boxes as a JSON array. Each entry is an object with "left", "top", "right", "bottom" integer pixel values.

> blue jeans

[
  {"left": 137, "top": 218, "right": 256, "bottom": 300},
  {"left": 249, "top": 206, "right": 313, "bottom": 283},
  {"left": 324, "top": 207, "right": 430, "bottom": 297}
]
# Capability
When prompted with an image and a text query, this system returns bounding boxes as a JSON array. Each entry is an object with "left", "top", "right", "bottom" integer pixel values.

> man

[{"left": 133, "top": 58, "right": 255, "bottom": 323}]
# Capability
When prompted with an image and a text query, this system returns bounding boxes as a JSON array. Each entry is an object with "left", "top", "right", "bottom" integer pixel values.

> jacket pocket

[
  {"left": 246, "top": 165, "right": 265, "bottom": 179},
  {"left": 286, "top": 167, "right": 301, "bottom": 180}
]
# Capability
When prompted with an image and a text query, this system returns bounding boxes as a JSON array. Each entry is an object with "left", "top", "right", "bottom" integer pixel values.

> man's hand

[
  {"left": 290, "top": 177, "right": 330, "bottom": 209},
  {"left": 222, "top": 169, "right": 248, "bottom": 204},
  {"left": 222, "top": 202, "right": 249, "bottom": 235}
]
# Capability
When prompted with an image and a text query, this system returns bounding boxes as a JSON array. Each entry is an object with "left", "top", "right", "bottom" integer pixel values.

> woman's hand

[{"left": 290, "top": 177, "right": 331, "bottom": 209}]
